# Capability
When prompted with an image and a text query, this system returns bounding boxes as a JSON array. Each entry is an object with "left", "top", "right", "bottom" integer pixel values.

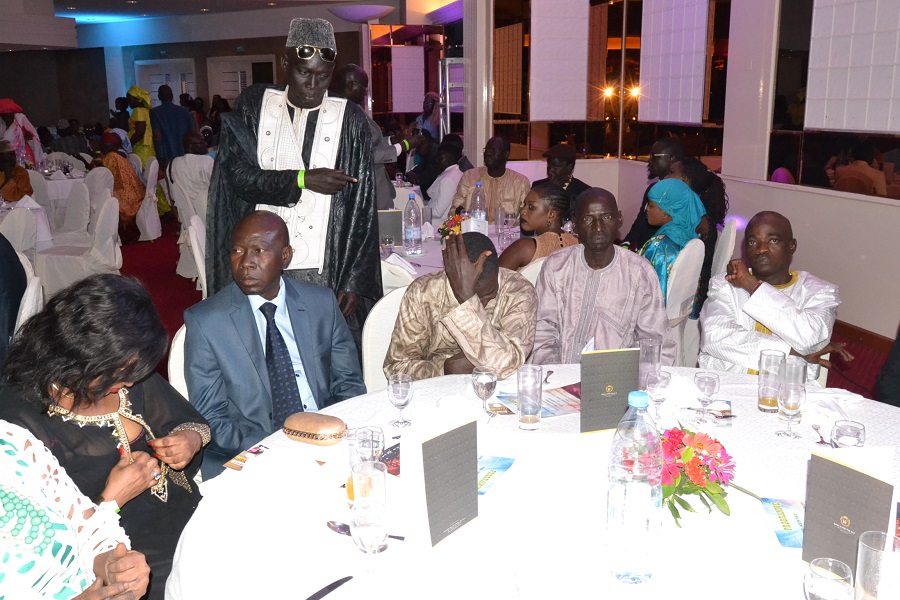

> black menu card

[
  {"left": 422, "top": 421, "right": 478, "bottom": 546},
  {"left": 580, "top": 348, "right": 640, "bottom": 433}
]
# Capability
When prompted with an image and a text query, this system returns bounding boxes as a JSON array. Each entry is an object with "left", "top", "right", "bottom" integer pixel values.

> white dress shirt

[
  {"left": 427, "top": 164, "right": 463, "bottom": 224},
  {"left": 246, "top": 278, "right": 318, "bottom": 411}
]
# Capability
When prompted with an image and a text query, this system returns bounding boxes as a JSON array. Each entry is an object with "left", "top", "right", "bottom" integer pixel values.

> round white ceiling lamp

[{"left": 327, "top": 4, "right": 396, "bottom": 23}]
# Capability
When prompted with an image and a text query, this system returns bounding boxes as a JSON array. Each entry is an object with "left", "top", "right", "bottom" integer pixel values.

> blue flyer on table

[
  {"left": 761, "top": 497, "right": 804, "bottom": 548},
  {"left": 477, "top": 455, "right": 515, "bottom": 495}
]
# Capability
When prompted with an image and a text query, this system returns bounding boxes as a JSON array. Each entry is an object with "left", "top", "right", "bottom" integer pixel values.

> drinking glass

[
  {"left": 346, "top": 427, "right": 384, "bottom": 503},
  {"left": 758, "top": 349, "right": 785, "bottom": 413},
  {"left": 380, "top": 236, "right": 394, "bottom": 259},
  {"left": 350, "top": 502, "right": 388, "bottom": 559},
  {"left": 830, "top": 420, "right": 866, "bottom": 448},
  {"left": 352, "top": 460, "right": 387, "bottom": 508},
  {"left": 638, "top": 338, "right": 662, "bottom": 390},
  {"left": 387, "top": 373, "right": 413, "bottom": 427},
  {"left": 517, "top": 365, "right": 543, "bottom": 430},
  {"left": 646, "top": 371, "right": 672, "bottom": 420},
  {"left": 803, "top": 557, "right": 853, "bottom": 600},
  {"left": 856, "top": 531, "right": 900, "bottom": 599},
  {"left": 779, "top": 356, "right": 808, "bottom": 422},
  {"left": 472, "top": 366, "right": 498, "bottom": 414},
  {"left": 775, "top": 382, "right": 805, "bottom": 438},
  {"left": 693, "top": 372, "right": 720, "bottom": 425}
]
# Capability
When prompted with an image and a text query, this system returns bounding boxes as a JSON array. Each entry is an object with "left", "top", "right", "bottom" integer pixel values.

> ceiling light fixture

[
  {"left": 66, "top": 6, "right": 76, "bottom": 9},
  {"left": 327, "top": 5, "right": 395, "bottom": 23},
  {"left": 200, "top": 8, "right": 209, "bottom": 12}
]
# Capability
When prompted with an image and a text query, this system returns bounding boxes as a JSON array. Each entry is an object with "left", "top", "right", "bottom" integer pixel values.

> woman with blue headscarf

[{"left": 639, "top": 178, "right": 706, "bottom": 303}]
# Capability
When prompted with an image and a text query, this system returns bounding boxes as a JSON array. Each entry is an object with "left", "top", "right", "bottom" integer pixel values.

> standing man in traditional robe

[{"left": 206, "top": 18, "right": 381, "bottom": 350}]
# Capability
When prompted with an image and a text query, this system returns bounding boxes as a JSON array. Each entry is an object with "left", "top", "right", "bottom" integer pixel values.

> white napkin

[
  {"left": 804, "top": 387, "right": 857, "bottom": 430},
  {"left": 421, "top": 221, "right": 435, "bottom": 239},
  {"left": 385, "top": 253, "right": 417, "bottom": 275},
  {"left": 16, "top": 195, "right": 40, "bottom": 209},
  {"left": 49, "top": 170, "right": 67, "bottom": 180}
]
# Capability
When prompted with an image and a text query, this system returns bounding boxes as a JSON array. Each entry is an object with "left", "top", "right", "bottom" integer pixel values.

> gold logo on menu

[
  {"left": 605, "top": 385, "right": 614, "bottom": 393},
  {"left": 840, "top": 515, "right": 851, "bottom": 528}
]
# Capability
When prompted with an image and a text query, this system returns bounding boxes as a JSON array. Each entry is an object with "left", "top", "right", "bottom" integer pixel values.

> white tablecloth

[
  {"left": 166, "top": 367, "right": 900, "bottom": 599},
  {"left": 385, "top": 224, "right": 511, "bottom": 278},
  {"left": 45, "top": 172, "right": 85, "bottom": 203}
]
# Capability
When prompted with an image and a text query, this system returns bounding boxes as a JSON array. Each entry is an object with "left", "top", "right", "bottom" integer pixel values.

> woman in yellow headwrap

[{"left": 126, "top": 86, "right": 155, "bottom": 167}]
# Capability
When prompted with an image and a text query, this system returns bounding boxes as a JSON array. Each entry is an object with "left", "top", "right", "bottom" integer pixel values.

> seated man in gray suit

[{"left": 184, "top": 210, "right": 365, "bottom": 478}]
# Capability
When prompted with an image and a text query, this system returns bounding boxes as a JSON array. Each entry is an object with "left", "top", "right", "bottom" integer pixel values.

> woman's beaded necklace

[{"left": 0, "top": 485, "right": 57, "bottom": 555}]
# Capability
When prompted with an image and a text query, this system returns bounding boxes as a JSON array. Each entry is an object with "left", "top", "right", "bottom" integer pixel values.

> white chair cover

[
  {"left": 360, "top": 285, "right": 409, "bottom": 393},
  {"left": 665, "top": 238, "right": 705, "bottom": 367},
  {"left": 46, "top": 152, "right": 82, "bottom": 170},
  {"left": 15, "top": 250, "right": 34, "bottom": 279},
  {"left": 168, "top": 324, "right": 189, "bottom": 400},
  {"left": 381, "top": 260, "right": 414, "bottom": 295},
  {"left": 710, "top": 219, "right": 737, "bottom": 277},
  {"left": 79, "top": 152, "right": 94, "bottom": 165},
  {"left": 14, "top": 275, "right": 43, "bottom": 333},
  {"left": 167, "top": 163, "right": 199, "bottom": 279},
  {"left": 188, "top": 215, "right": 207, "bottom": 299},
  {"left": 51, "top": 182, "right": 91, "bottom": 247},
  {"left": 35, "top": 195, "right": 122, "bottom": 297},
  {"left": 128, "top": 153, "right": 143, "bottom": 179},
  {"left": 136, "top": 159, "right": 162, "bottom": 242},
  {"left": 26, "top": 170, "right": 51, "bottom": 211},
  {"left": 0, "top": 207, "right": 37, "bottom": 255},
  {"left": 84, "top": 167, "right": 114, "bottom": 235},
  {"left": 519, "top": 257, "right": 546, "bottom": 286}
]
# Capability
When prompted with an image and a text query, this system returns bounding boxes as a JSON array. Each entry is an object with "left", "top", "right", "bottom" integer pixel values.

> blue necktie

[{"left": 259, "top": 302, "right": 303, "bottom": 428}]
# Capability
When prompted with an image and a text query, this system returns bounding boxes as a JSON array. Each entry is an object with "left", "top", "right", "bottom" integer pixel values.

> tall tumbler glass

[
  {"left": 779, "top": 355, "right": 808, "bottom": 422},
  {"left": 638, "top": 338, "right": 662, "bottom": 391},
  {"left": 517, "top": 365, "right": 543, "bottom": 431},
  {"left": 758, "top": 349, "right": 785, "bottom": 413},
  {"left": 855, "top": 531, "right": 900, "bottom": 599}
]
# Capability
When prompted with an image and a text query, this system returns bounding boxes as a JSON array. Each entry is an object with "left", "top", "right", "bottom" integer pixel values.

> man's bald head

[
  {"left": 574, "top": 187, "right": 618, "bottom": 214},
  {"left": 744, "top": 210, "right": 796, "bottom": 282},
  {"left": 182, "top": 130, "right": 208, "bottom": 155},
  {"left": 234, "top": 210, "right": 290, "bottom": 247},
  {"left": 747, "top": 211, "right": 793, "bottom": 239},
  {"left": 230, "top": 211, "right": 293, "bottom": 299}
]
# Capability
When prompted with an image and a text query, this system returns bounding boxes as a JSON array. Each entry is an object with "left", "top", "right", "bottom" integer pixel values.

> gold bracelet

[{"left": 172, "top": 422, "right": 212, "bottom": 447}]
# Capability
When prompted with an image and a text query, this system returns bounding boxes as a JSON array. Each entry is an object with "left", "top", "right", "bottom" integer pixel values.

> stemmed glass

[
  {"left": 803, "top": 557, "right": 853, "bottom": 600},
  {"left": 472, "top": 367, "right": 498, "bottom": 417},
  {"left": 387, "top": 373, "right": 413, "bottom": 428},
  {"left": 646, "top": 371, "right": 672, "bottom": 420},
  {"left": 776, "top": 382, "right": 805, "bottom": 438},
  {"left": 693, "top": 372, "right": 720, "bottom": 425}
]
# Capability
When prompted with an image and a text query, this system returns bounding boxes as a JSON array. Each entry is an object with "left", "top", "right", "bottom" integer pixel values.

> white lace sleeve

[{"left": 1, "top": 421, "right": 130, "bottom": 598}]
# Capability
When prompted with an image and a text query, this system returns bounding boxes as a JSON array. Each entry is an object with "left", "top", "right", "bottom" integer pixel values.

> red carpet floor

[{"left": 120, "top": 215, "right": 201, "bottom": 378}]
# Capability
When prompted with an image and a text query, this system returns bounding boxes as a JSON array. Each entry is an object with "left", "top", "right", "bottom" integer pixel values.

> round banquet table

[{"left": 165, "top": 366, "right": 900, "bottom": 599}]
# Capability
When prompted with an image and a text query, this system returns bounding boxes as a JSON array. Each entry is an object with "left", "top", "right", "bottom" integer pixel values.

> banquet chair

[
  {"left": 26, "top": 170, "right": 52, "bottom": 212},
  {"left": 710, "top": 219, "right": 737, "bottom": 277},
  {"left": 14, "top": 275, "right": 43, "bottom": 333},
  {"left": 168, "top": 324, "right": 189, "bottom": 400},
  {"left": 15, "top": 249, "right": 34, "bottom": 279},
  {"left": 361, "top": 285, "right": 409, "bottom": 393},
  {"left": 128, "top": 153, "right": 143, "bottom": 179},
  {"left": 84, "top": 167, "right": 113, "bottom": 235},
  {"left": 0, "top": 207, "right": 37, "bottom": 259},
  {"left": 50, "top": 182, "right": 91, "bottom": 247},
  {"left": 136, "top": 158, "right": 162, "bottom": 242},
  {"left": 381, "top": 260, "right": 414, "bottom": 295},
  {"left": 665, "top": 239, "right": 705, "bottom": 367},
  {"left": 519, "top": 257, "right": 546, "bottom": 286},
  {"left": 46, "top": 152, "right": 82, "bottom": 171},
  {"left": 35, "top": 195, "right": 122, "bottom": 297},
  {"left": 166, "top": 162, "right": 199, "bottom": 279},
  {"left": 188, "top": 215, "right": 207, "bottom": 299}
]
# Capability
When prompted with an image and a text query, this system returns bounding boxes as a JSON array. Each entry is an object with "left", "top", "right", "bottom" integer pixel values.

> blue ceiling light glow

[{"left": 57, "top": 12, "right": 150, "bottom": 24}]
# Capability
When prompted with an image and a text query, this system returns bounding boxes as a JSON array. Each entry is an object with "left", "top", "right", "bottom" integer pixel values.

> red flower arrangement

[
  {"left": 437, "top": 214, "right": 466, "bottom": 242},
  {"left": 660, "top": 426, "right": 737, "bottom": 526}
]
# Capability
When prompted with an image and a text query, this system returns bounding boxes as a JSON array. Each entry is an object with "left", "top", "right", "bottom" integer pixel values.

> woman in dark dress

[{"left": 0, "top": 274, "right": 210, "bottom": 600}]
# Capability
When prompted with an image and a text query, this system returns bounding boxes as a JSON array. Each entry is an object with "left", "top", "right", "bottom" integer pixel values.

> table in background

[
  {"left": 45, "top": 172, "right": 85, "bottom": 221},
  {"left": 0, "top": 202, "right": 54, "bottom": 251},
  {"left": 167, "top": 367, "right": 900, "bottom": 599},
  {"left": 386, "top": 224, "right": 513, "bottom": 279}
]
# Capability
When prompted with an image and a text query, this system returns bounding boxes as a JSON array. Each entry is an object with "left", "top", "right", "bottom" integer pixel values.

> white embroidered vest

[{"left": 255, "top": 88, "right": 347, "bottom": 272}]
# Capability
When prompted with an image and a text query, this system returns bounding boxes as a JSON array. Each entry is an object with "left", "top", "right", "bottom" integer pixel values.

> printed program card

[
  {"left": 580, "top": 347, "right": 639, "bottom": 432},
  {"left": 422, "top": 421, "right": 478, "bottom": 546},
  {"left": 761, "top": 498, "right": 805, "bottom": 548}
]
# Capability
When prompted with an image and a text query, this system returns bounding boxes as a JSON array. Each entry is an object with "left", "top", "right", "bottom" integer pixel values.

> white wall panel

[
  {"left": 638, "top": 0, "right": 709, "bottom": 125},
  {"left": 390, "top": 46, "right": 425, "bottom": 114},
  {"left": 806, "top": 0, "right": 900, "bottom": 133},
  {"left": 529, "top": 0, "right": 589, "bottom": 121}
]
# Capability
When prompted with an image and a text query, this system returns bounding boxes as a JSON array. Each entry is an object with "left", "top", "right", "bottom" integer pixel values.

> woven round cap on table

[{"left": 286, "top": 18, "right": 336, "bottom": 51}]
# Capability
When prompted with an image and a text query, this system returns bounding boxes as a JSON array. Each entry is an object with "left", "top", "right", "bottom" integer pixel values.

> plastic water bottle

[
  {"left": 470, "top": 181, "right": 487, "bottom": 221},
  {"left": 606, "top": 391, "right": 662, "bottom": 584},
  {"left": 403, "top": 194, "right": 422, "bottom": 255}
]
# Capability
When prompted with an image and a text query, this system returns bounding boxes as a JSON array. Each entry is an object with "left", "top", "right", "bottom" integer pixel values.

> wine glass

[
  {"left": 472, "top": 367, "right": 498, "bottom": 417},
  {"left": 387, "top": 373, "right": 413, "bottom": 428},
  {"left": 693, "top": 372, "right": 720, "bottom": 425},
  {"left": 803, "top": 557, "right": 853, "bottom": 600},
  {"left": 646, "top": 371, "right": 671, "bottom": 420},
  {"left": 776, "top": 382, "right": 805, "bottom": 438}
]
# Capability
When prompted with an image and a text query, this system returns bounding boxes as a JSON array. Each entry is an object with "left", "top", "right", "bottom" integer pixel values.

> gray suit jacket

[
  {"left": 367, "top": 114, "right": 398, "bottom": 210},
  {"left": 184, "top": 279, "right": 365, "bottom": 478}
]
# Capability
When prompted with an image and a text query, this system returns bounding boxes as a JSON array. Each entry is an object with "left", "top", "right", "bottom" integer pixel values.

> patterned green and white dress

[{"left": 0, "top": 421, "right": 128, "bottom": 599}]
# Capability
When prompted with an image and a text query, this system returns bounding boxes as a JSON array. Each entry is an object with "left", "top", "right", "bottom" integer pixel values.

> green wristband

[
  {"left": 402, "top": 139, "right": 410, "bottom": 151},
  {"left": 297, "top": 169, "right": 305, "bottom": 189}
]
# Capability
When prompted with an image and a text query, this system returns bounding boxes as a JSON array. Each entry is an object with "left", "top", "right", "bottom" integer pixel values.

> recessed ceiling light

[
  {"left": 141, "top": 13, "right": 148, "bottom": 16},
  {"left": 126, "top": 0, "right": 137, "bottom": 4},
  {"left": 66, "top": 6, "right": 76, "bottom": 9},
  {"left": 268, "top": 2, "right": 277, "bottom": 5},
  {"left": 200, "top": 8, "right": 209, "bottom": 12}
]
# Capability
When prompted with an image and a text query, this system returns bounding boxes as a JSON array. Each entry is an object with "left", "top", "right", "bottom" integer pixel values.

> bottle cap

[
  {"left": 409, "top": 193, "right": 415, "bottom": 199},
  {"left": 475, "top": 181, "right": 482, "bottom": 187},
  {"left": 627, "top": 391, "right": 650, "bottom": 409}
]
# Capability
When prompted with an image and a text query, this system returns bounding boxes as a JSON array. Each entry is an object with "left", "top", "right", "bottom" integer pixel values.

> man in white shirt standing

[{"left": 699, "top": 211, "right": 852, "bottom": 380}]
